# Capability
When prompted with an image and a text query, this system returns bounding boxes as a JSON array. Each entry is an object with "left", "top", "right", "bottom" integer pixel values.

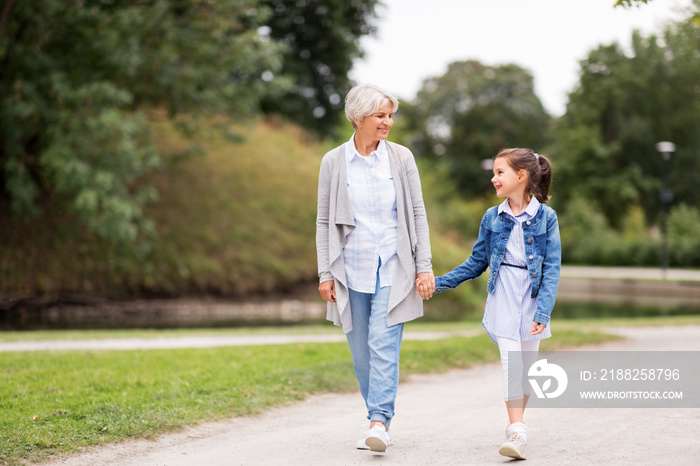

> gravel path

[{"left": 37, "top": 325, "right": 700, "bottom": 465}]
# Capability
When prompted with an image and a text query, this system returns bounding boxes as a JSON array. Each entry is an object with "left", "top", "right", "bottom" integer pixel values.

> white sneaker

[
  {"left": 499, "top": 431, "right": 527, "bottom": 460},
  {"left": 364, "top": 424, "right": 390, "bottom": 452}
]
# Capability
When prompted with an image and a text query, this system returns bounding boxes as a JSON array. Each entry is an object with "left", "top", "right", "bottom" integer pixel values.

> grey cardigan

[{"left": 316, "top": 141, "right": 433, "bottom": 333}]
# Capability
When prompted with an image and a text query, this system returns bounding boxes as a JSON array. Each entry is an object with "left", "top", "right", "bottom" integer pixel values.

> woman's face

[{"left": 355, "top": 103, "right": 394, "bottom": 141}]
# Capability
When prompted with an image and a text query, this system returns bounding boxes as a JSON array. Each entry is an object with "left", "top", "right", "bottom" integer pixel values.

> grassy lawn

[
  {"left": 0, "top": 325, "right": 343, "bottom": 343},
  {"left": 0, "top": 328, "right": 620, "bottom": 465}
]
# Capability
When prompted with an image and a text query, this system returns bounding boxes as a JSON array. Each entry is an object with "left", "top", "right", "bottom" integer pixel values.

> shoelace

[{"left": 508, "top": 432, "right": 526, "bottom": 446}]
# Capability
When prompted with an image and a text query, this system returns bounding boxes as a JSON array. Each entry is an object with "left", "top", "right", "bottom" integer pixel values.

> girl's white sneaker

[{"left": 499, "top": 431, "right": 527, "bottom": 460}]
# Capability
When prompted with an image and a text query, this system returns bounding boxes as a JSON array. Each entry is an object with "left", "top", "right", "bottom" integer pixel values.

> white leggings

[{"left": 496, "top": 337, "right": 541, "bottom": 401}]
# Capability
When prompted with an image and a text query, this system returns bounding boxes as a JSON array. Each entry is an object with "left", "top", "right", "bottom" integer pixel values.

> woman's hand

[
  {"left": 415, "top": 272, "right": 435, "bottom": 300},
  {"left": 530, "top": 321, "right": 546, "bottom": 335},
  {"left": 318, "top": 280, "right": 336, "bottom": 303}
]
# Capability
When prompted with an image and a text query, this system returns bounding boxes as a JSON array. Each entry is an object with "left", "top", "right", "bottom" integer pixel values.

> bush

[
  {"left": 558, "top": 198, "right": 699, "bottom": 267},
  {"left": 669, "top": 204, "right": 700, "bottom": 266}
]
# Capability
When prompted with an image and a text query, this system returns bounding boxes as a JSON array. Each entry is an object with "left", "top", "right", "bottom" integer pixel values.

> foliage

[
  {"left": 419, "top": 158, "right": 495, "bottom": 239},
  {"left": 557, "top": 197, "right": 663, "bottom": 266},
  {"left": 144, "top": 118, "right": 323, "bottom": 295},
  {"left": 404, "top": 60, "right": 552, "bottom": 198},
  {"left": 0, "top": 0, "right": 288, "bottom": 244},
  {"left": 0, "top": 118, "right": 324, "bottom": 297},
  {"left": 257, "top": 0, "right": 380, "bottom": 137},
  {"left": 615, "top": 0, "right": 653, "bottom": 7},
  {"left": 553, "top": 2, "right": 700, "bottom": 228},
  {"left": 1, "top": 117, "right": 489, "bottom": 310},
  {"left": 0, "top": 0, "right": 382, "bottom": 246},
  {"left": 557, "top": 197, "right": 700, "bottom": 267},
  {"left": 668, "top": 203, "right": 700, "bottom": 265}
]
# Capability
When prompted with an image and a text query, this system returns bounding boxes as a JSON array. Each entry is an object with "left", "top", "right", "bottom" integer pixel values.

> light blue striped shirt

[
  {"left": 343, "top": 136, "right": 398, "bottom": 293},
  {"left": 482, "top": 197, "right": 552, "bottom": 343}
]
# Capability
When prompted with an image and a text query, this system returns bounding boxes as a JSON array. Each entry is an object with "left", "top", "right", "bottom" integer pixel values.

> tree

[
  {"left": 258, "top": 0, "right": 380, "bottom": 137},
  {"left": 405, "top": 60, "right": 551, "bottom": 197},
  {"left": 0, "top": 0, "right": 287, "bottom": 244},
  {"left": 615, "top": 0, "right": 654, "bottom": 7},
  {"left": 553, "top": 1, "right": 700, "bottom": 227}
]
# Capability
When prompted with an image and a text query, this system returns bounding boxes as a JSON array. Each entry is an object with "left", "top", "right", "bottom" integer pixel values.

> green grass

[
  {"left": 0, "top": 325, "right": 339, "bottom": 343},
  {"left": 0, "top": 329, "right": 619, "bottom": 465}
]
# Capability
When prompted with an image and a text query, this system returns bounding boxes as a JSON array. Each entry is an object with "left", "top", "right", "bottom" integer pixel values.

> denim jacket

[{"left": 435, "top": 203, "right": 561, "bottom": 325}]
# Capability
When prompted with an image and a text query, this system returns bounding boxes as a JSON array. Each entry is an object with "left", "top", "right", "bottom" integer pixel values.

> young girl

[{"left": 418, "top": 148, "right": 561, "bottom": 460}]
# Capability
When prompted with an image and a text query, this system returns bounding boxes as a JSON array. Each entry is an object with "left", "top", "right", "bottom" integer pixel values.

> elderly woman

[{"left": 316, "top": 83, "right": 435, "bottom": 452}]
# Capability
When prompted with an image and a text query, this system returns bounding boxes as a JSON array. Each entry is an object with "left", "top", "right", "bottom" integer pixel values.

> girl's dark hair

[{"left": 495, "top": 148, "right": 552, "bottom": 204}]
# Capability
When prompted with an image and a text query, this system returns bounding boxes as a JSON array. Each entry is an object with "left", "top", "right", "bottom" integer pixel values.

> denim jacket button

[
  {"left": 526, "top": 220, "right": 531, "bottom": 225},
  {"left": 527, "top": 238, "right": 532, "bottom": 243},
  {"left": 529, "top": 255, "right": 534, "bottom": 260},
  {"left": 532, "top": 272, "right": 537, "bottom": 277}
]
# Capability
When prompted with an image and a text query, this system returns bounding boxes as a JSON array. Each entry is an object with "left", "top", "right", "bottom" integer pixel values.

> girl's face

[
  {"left": 491, "top": 157, "right": 526, "bottom": 199},
  {"left": 355, "top": 103, "right": 394, "bottom": 141}
]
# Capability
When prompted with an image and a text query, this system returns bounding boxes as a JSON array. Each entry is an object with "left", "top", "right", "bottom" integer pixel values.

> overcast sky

[{"left": 350, "top": 0, "right": 693, "bottom": 116}]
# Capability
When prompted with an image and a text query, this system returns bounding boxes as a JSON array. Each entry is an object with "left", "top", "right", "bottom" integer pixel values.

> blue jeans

[{"left": 347, "top": 280, "right": 404, "bottom": 428}]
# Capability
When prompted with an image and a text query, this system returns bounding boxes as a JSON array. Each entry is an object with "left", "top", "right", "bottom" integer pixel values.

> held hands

[
  {"left": 318, "top": 280, "right": 336, "bottom": 303},
  {"left": 530, "top": 321, "right": 546, "bottom": 335},
  {"left": 415, "top": 272, "right": 436, "bottom": 300},
  {"left": 321, "top": 274, "right": 437, "bottom": 303}
]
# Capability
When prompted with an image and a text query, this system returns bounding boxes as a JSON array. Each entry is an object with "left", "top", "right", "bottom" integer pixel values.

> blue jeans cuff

[{"left": 369, "top": 413, "right": 390, "bottom": 427}]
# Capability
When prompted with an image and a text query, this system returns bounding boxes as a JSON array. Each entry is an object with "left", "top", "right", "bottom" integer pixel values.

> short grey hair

[{"left": 344, "top": 84, "right": 399, "bottom": 129}]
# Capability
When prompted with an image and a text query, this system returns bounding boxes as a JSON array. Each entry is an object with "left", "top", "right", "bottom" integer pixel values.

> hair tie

[{"left": 533, "top": 152, "right": 540, "bottom": 159}]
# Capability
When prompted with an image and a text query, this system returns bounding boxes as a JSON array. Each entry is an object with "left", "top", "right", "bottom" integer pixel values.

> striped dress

[{"left": 482, "top": 198, "right": 552, "bottom": 344}]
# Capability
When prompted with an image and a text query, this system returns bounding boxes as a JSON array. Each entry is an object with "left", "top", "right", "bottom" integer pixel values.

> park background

[
  {"left": 2, "top": 0, "right": 700, "bottom": 322},
  {"left": 2, "top": 1, "right": 700, "bottom": 464}
]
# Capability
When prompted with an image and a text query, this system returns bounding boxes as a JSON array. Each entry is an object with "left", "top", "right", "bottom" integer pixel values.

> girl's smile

[{"left": 491, "top": 157, "right": 523, "bottom": 199}]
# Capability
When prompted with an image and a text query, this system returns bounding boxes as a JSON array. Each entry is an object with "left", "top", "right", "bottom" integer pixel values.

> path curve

[{"left": 38, "top": 326, "right": 700, "bottom": 465}]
